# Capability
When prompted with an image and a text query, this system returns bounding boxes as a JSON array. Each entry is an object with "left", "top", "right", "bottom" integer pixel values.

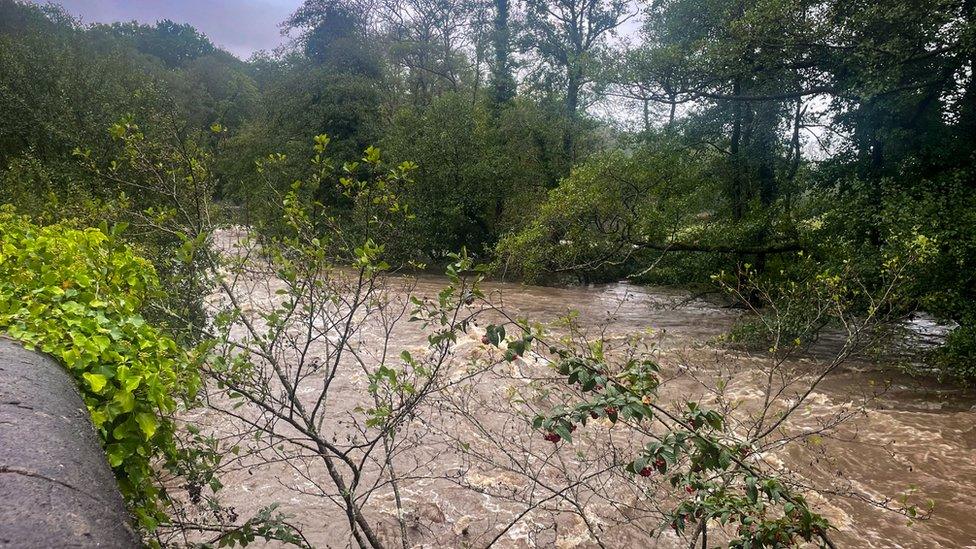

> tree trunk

[
  {"left": 490, "top": 0, "right": 515, "bottom": 108},
  {"left": 643, "top": 98, "right": 650, "bottom": 133},
  {"left": 564, "top": 65, "right": 583, "bottom": 163},
  {"left": 729, "top": 78, "right": 744, "bottom": 221}
]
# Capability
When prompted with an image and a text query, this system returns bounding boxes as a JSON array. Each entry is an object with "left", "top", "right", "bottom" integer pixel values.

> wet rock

[
  {"left": 451, "top": 513, "right": 486, "bottom": 539},
  {"left": 411, "top": 501, "right": 446, "bottom": 524}
]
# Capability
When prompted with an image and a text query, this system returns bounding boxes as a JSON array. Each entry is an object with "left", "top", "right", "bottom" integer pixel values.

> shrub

[
  {"left": 0, "top": 209, "right": 199, "bottom": 528},
  {"left": 933, "top": 324, "right": 976, "bottom": 383}
]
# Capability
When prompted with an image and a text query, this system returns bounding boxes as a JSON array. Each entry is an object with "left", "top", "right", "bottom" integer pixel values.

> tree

[
  {"left": 605, "top": 44, "right": 690, "bottom": 131},
  {"left": 284, "top": 1, "right": 382, "bottom": 77},
  {"left": 521, "top": 0, "right": 632, "bottom": 160},
  {"left": 376, "top": 0, "right": 487, "bottom": 105},
  {"left": 817, "top": 0, "right": 976, "bottom": 380},
  {"left": 489, "top": 0, "right": 516, "bottom": 107},
  {"left": 94, "top": 19, "right": 216, "bottom": 68}
]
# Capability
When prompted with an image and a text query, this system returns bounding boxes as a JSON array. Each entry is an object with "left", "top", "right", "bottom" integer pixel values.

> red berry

[
  {"left": 590, "top": 410, "right": 599, "bottom": 419},
  {"left": 481, "top": 335, "right": 490, "bottom": 345},
  {"left": 543, "top": 432, "right": 561, "bottom": 443},
  {"left": 639, "top": 466, "right": 654, "bottom": 477},
  {"left": 604, "top": 406, "right": 617, "bottom": 416}
]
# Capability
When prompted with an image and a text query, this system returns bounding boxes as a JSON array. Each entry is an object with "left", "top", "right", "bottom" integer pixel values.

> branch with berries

[{"left": 480, "top": 325, "right": 836, "bottom": 548}]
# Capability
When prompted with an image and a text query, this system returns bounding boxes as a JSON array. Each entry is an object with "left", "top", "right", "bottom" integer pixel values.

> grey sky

[
  {"left": 41, "top": 1, "right": 644, "bottom": 61},
  {"left": 41, "top": 0, "right": 303, "bottom": 58}
]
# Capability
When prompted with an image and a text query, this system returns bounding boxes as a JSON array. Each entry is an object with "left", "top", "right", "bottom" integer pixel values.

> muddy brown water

[{"left": 191, "top": 274, "right": 976, "bottom": 548}]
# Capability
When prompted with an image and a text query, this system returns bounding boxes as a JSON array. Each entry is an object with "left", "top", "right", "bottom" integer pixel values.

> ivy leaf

[
  {"left": 83, "top": 372, "right": 108, "bottom": 393},
  {"left": 106, "top": 444, "right": 126, "bottom": 467},
  {"left": 135, "top": 412, "right": 158, "bottom": 440}
]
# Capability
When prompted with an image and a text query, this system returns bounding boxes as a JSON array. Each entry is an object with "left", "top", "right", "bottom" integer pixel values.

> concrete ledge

[{"left": 0, "top": 337, "right": 140, "bottom": 548}]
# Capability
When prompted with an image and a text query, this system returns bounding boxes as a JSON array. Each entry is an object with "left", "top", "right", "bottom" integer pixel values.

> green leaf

[
  {"left": 135, "top": 413, "right": 158, "bottom": 440},
  {"left": 83, "top": 372, "right": 108, "bottom": 393}
]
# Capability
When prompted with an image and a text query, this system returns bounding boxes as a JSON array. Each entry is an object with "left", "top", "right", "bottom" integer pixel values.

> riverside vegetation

[{"left": 0, "top": 0, "right": 974, "bottom": 547}]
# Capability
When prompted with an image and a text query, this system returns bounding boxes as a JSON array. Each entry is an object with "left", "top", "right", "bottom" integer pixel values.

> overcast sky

[
  {"left": 40, "top": 1, "right": 643, "bottom": 61},
  {"left": 41, "top": 0, "right": 303, "bottom": 58}
]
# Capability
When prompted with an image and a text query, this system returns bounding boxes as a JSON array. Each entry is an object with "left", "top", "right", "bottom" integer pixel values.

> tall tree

[
  {"left": 283, "top": 0, "right": 380, "bottom": 76},
  {"left": 605, "top": 44, "right": 690, "bottom": 131},
  {"left": 489, "top": 0, "right": 516, "bottom": 107},
  {"left": 97, "top": 19, "right": 216, "bottom": 68},
  {"left": 521, "top": 0, "right": 631, "bottom": 161},
  {"left": 377, "top": 0, "right": 484, "bottom": 105}
]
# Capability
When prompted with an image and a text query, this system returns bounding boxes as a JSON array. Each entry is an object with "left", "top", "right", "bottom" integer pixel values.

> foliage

[
  {"left": 0, "top": 0, "right": 251, "bottom": 172},
  {"left": 218, "top": 61, "right": 383, "bottom": 223},
  {"left": 497, "top": 135, "right": 745, "bottom": 282},
  {"left": 92, "top": 19, "right": 216, "bottom": 69},
  {"left": 385, "top": 94, "right": 493, "bottom": 256},
  {"left": 0, "top": 0, "right": 256, "bottom": 321},
  {"left": 720, "top": 229, "right": 936, "bottom": 355},
  {"left": 862, "top": 178, "right": 976, "bottom": 382},
  {"left": 0, "top": 152, "right": 130, "bottom": 226},
  {"left": 528, "top": 350, "right": 834, "bottom": 547},
  {"left": 933, "top": 325, "right": 976, "bottom": 382},
  {"left": 71, "top": 115, "right": 224, "bottom": 342},
  {"left": 497, "top": 0, "right": 976, "bottom": 382},
  {"left": 0, "top": 210, "right": 199, "bottom": 528},
  {"left": 521, "top": 0, "right": 631, "bottom": 145},
  {"left": 383, "top": 93, "right": 523, "bottom": 258}
]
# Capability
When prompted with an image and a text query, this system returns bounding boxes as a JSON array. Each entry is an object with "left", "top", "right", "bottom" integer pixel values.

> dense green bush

[
  {"left": 934, "top": 325, "right": 976, "bottom": 382},
  {"left": 495, "top": 136, "right": 730, "bottom": 282},
  {"left": 0, "top": 209, "right": 199, "bottom": 528}
]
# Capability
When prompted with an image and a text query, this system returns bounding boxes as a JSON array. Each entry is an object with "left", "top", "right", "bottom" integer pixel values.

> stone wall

[{"left": 0, "top": 337, "right": 140, "bottom": 547}]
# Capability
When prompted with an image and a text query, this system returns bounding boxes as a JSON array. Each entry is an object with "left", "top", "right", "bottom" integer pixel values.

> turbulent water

[{"left": 193, "top": 274, "right": 976, "bottom": 548}]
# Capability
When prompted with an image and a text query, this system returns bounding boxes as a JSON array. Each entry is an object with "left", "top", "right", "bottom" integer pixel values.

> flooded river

[{"left": 191, "top": 273, "right": 976, "bottom": 548}]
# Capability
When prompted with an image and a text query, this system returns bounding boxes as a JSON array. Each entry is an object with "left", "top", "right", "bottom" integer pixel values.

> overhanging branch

[{"left": 633, "top": 240, "right": 805, "bottom": 255}]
